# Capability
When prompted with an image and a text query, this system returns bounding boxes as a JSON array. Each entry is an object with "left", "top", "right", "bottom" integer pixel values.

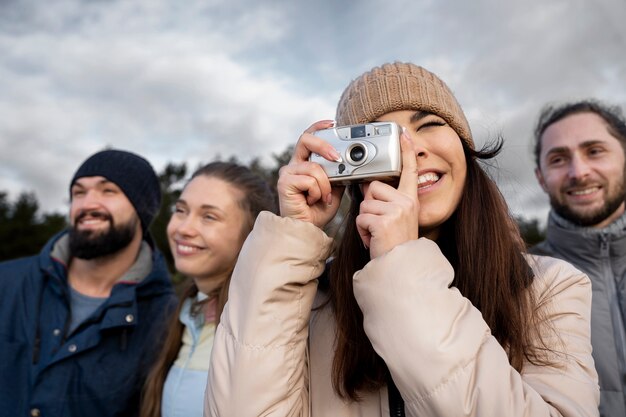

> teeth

[
  {"left": 570, "top": 187, "right": 599, "bottom": 196},
  {"left": 177, "top": 244, "right": 200, "bottom": 254},
  {"left": 418, "top": 172, "right": 440, "bottom": 186},
  {"left": 81, "top": 219, "right": 105, "bottom": 225}
]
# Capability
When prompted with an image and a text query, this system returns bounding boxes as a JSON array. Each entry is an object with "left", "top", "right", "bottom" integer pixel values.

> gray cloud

[{"left": 1, "top": 0, "right": 625, "bottom": 225}]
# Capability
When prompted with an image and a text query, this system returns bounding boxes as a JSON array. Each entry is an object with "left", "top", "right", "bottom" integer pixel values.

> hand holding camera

[
  {"left": 276, "top": 120, "right": 346, "bottom": 229},
  {"left": 278, "top": 120, "right": 409, "bottom": 233},
  {"left": 356, "top": 132, "right": 420, "bottom": 258}
]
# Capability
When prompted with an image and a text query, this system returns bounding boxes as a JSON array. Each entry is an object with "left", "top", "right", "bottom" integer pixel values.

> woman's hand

[
  {"left": 277, "top": 120, "right": 345, "bottom": 229},
  {"left": 356, "top": 131, "right": 419, "bottom": 258}
]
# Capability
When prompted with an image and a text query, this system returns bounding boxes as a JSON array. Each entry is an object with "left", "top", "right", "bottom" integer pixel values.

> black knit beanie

[{"left": 70, "top": 149, "right": 162, "bottom": 235}]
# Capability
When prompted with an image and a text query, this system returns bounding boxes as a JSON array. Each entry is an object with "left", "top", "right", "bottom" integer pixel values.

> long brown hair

[
  {"left": 329, "top": 139, "right": 550, "bottom": 400},
  {"left": 140, "top": 161, "right": 277, "bottom": 417}
]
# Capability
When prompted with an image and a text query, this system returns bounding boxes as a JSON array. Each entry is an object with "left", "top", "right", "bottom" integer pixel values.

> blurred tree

[
  {"left": 149, "top": 162, "right": 187, "bottom": 285},
  {"left": 0, "top": 192, "right": 9, "bottom": 222},
  {"left": 0, "top": 191, "right": 67, "bottom": 261},
  {"left": 515, "top": 216, "right": 546, "bottom": 249}
]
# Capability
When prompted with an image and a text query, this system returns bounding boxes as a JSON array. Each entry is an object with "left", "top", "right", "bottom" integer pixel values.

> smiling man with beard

[
  {"left": 68, "top": 203, "right": 138, "bottom": 260},
  {"left": 531, "top": 100, "right": 626, "bottom": 417},
  {"left": 0, "top": 149, "right": 176, "bottom": 417}
]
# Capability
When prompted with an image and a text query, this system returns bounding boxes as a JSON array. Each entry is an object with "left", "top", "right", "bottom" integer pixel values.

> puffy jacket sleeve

[
  {"left": 352, "top": 238, "right": 599, "bottom": 417},
  {"left": 204, "top": 212, "right": 333, "bottom": 417}
]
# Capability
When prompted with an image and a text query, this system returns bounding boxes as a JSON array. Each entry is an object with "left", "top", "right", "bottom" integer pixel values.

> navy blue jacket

[{"left": 0, "top": 232, "right": 177, "bottom": 417}]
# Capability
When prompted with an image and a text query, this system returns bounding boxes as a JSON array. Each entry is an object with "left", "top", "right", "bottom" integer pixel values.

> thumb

[{"left": 397, "top": 128, "right": 418, "bottom": 197}]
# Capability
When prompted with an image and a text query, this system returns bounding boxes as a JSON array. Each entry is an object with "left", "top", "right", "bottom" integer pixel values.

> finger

[
  {"left": 363, "top": 180, "right": 397, "bottom": 203},
  {"left": 359, "top": 199, "right": 390, "bottom": 216},
  {"left": 397, "top": 129, "right": 418, "bottom": 197},
  {"left": 280, "top": 161, "right": 332, "bottom": 205},
  {"left": 291, "top": 120, "right": 339, "bottom": 163},
  {"left": 363, "top": 179, "right": 415, "bottom": 223},
  {"left": 355, "top": 213, "right": 373, "bottom": 249},
  {"left": 277, "top": 170, "right": 321, "bottom": 199},
  {"left": 305, "top": 181, "right": 323, "bottom": 206},
  {"left": 303, "top": 119, "right": 335, "bottom": 135}
]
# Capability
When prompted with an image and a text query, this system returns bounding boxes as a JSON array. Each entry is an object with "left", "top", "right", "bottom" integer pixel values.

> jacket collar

[
  {"left": 549, "top": 210, "right": 626, "bottom": 238},
  {"left": 545, "top": 210, "right": 626, "bottom": 259},
  {"left": 49, "top": 234, "right": 153, "bottom": 285},
  {"left": 38, "top": 230, "right": 172, "bottom": 299}
]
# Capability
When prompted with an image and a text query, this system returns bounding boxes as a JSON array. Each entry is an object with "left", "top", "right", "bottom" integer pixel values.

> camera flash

[{"left": 376, "top": 125, "right": 391, "bottom": 135}]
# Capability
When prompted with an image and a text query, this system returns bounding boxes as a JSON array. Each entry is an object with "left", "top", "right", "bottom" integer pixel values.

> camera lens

[
  {"left": 350, "top": 146, "right": 365, "bottom": 162},
  {"left": 347, "top": 144, "right": 367, "bottom": 165}
]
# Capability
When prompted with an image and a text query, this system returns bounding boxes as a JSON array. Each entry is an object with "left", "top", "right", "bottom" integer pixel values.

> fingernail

[
  {"left": 329, "top": 149, "right": 342, "bottom": 163},
  {"left": 331, "top": 120, "right": 337, "bottom": 127},
  {"left": 326, "top": 193, "right": 333, "bottom": 205}
]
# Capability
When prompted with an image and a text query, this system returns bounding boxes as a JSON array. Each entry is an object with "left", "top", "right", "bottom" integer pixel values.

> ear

[{"left": 535, "top": 167, "right": 548, "bottom": 193}]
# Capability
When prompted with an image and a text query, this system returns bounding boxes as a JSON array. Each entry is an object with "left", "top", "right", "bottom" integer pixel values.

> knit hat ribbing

[
  {"left": 70, "top": 149, "right": 162, "bottom": 235},
  {"left": 336, "top": 62, "right": 473, "bottom": 149}
]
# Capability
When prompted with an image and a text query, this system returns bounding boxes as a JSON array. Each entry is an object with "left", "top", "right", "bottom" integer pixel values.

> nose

[
  {"left": 174, "top": 214, "right": 198, "bottom": 238},
  {"left": 568, "top": 154, "right": 591, "bottom": 180},
  {"left": 402, "top": 127, "right": 429, "bottom": 159},
  {"left": 75, "top": 189, "right": 102, "bottom": 211}
]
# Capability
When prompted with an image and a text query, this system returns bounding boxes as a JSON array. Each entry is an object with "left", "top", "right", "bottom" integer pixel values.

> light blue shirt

[{"left": 162, "top": 293, "right": 215, "bottom": 417}]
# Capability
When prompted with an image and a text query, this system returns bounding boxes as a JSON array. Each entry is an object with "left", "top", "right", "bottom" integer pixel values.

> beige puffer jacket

[{"left": 205, "top": 212, "right": 599, "bottom": 416}]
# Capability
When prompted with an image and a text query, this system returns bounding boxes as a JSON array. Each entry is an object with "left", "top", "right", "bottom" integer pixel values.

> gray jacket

[{"left": 531, "top": 212, "right": 626, "bottom": 417}]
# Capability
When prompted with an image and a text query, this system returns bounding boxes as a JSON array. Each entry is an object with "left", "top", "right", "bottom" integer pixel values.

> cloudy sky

[{"left": 1, "top": 0, "right": 625, "bottom": 224}]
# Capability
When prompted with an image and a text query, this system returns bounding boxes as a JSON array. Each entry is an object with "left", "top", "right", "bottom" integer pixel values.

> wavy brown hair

[
  {"left": 140, "top": 161, "right": 277, "bottom": 417},
  {"left": 329, "top": 139, "right": 551, "bottom": 400}
]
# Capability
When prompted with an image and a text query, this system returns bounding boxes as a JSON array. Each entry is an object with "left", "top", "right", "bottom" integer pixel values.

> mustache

[
  {"left": 74, "top": 209, "right": 113, "bottom": 224},
  {"left": 564, "top": 177, "right": 597, "bottom": 189}
]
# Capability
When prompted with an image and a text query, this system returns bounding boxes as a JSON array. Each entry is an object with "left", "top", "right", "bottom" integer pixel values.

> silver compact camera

[{"left": 309, "top": 122, "right": 401, "bottom": 184}]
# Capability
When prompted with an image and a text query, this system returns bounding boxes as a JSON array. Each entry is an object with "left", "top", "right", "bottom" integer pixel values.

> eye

[
  {"left": 588, "top": 146, "right": 604, "bottom": 156},
  {"left": 548, "top": 155, "right": 566, "bottom": 166},
  {"left": 416, "top": 119, "right": 446, "bottom": 132},
  {"left": 71, "top": 189, "right": 85, "bottom": 197},
  {"left": 173, "top": 205, "right": 187, "bottom": 215},
  {"left": 103, "top": 188, "right": 117, "bottom": 195},
  {"left": 203, "top": 213, "right": 217, "bottom": 222}
]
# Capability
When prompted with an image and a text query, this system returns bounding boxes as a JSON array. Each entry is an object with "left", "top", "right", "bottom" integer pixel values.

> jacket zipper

[
  {"left": 601, "top": 232, "right": 626, "bottom": 397},
  {"left": 387, "top": 374, "right": 405, "bottom": 417}
]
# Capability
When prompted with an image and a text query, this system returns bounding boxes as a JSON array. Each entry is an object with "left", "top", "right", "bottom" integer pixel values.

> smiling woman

[
  {"left": 205, "top": 62, "right": 600, "bottom": 417},
  {"left": 167, "top": 175, "right": 250, "bottom": 292},
  {"left": 140, "top": 161, "right": 277, "bottom": 417}
]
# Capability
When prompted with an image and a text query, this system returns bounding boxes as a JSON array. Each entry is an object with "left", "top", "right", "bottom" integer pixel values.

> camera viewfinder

[{"left": 350, "top": 125, "right": 366, "bottom": 138}]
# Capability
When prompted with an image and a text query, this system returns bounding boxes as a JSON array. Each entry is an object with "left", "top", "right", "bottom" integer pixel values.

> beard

[
  {"left": 69, "top": 210, "right": 139, "bottom": 260},
  {"left": 551, "top": 176, "right": 626, "bottom": 227}
]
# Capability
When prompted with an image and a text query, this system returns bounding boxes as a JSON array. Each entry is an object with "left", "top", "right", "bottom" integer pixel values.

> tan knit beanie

[{"left": 335, "top": 62, "right": 474, "bottom": 149}]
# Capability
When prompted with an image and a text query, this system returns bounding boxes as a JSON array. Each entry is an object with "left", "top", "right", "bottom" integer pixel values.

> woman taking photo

[
  {"left": 205, "top": 63, "right": 599, "bottom": 416},
  {"left": 140, "top": 161, "right": 276, "bottom": 417}
]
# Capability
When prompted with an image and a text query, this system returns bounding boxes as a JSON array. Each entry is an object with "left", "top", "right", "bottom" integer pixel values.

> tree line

[{"left": 0, "top": 148, "right": 545, "bottom": 274}]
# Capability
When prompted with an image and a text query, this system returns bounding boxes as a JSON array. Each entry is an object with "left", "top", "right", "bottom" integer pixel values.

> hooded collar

[{"left": 38, "top": 230, "right": 172, "bottom": 301}]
